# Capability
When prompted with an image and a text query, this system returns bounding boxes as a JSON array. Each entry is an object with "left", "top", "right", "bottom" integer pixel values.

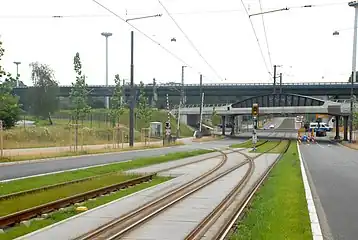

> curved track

[{"left": 78, "top": 140, "right": 285, "bottom": 240}]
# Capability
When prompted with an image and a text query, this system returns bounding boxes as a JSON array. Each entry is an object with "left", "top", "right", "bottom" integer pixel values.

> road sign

[{"left": 166, "top": 129, "right": 171, "bottom": 136}]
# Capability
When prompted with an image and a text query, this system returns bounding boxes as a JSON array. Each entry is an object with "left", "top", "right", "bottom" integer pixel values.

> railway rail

[
  {"left": 185, "top": 140, "right": 285, "bottom": 239},
  {"left": 0, "top": 150, "right": 226, "bottom": 229},
  {"left": 77, "top": 140, "right": 285, "bottom": 240}
]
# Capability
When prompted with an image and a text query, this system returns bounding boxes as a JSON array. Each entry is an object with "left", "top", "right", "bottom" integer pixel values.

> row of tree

[{"left": 0, "top": 40, "right": 152, "bottom": 129}]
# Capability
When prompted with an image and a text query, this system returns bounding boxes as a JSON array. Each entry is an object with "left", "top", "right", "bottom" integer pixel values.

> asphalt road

[
  {"left": 276, "top": 117, "right": 295, "bottom": 129},
  {"left": 300, "top": 143, "right": 358, "bottom": 240},
  {"left": 0, "top": 139, "right": 242, "bottom": 181}
]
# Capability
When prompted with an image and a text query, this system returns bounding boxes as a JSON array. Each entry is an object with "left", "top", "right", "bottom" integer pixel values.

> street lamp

[
  {"left": 13, "top": 61, "right": 21, "bottom": 87},
  {"left": 348, "top": 1, "right": 358, "bottom": 143},
  {"left": 101, "top": 32, "right": 113, "bottom": 109}
]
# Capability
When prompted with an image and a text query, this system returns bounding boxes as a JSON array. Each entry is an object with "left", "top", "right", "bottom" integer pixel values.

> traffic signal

[
  {"left": 165, "top": 121, "right": 170, "bottom": 129},
  {"left": 252, "top": 103, "right": 259, "bottom": 117},
  {"left": 253, "top": 117, "right": 258, "bottom": 129}
]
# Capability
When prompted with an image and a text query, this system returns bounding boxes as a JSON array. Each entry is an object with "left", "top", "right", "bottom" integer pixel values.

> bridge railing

[{"left": 12, "top": 82, "right": 358, "bottom": 89}]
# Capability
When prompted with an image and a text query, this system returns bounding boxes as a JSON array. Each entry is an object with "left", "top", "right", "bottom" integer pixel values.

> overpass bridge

[
  {"left": 12, "top": 82, "right": 358, "bottom": 107},
  {"left": 172, "top": 93, "right": 351, "bottom": 141}
]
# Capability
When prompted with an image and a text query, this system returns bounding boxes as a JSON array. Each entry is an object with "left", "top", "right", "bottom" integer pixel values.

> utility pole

[
  {"left": 199, "top": 92, "right": 205, "bottom": 133},
  {"left": 273, "top": 65, "right": 277, "bottom": 94},
  {"left": 177, "top": 66, "right": 186, "bottom": 138},
  {"left": 13, "top": 61, "right": 21, "bottom": 87},
  {"left": 101, "top": 32, "right": 113, "bottom": 109},
  {"left": 152, "top": 78, "right": 158, "bottom": 107},
  {"left": 165, "top": 93, "right": 171, "bottom": 142},
  {"left": 279, "top": 73, "right": 283, "bottom": 94},
  {"left": 349, "top": 1, "right": 358, "bottom": 143},
  {"left": 199, "top": 74, "right": 203, "bottom": 133},
  {"left": 129, "top": 31, "right": 135, "bottom": 147}
]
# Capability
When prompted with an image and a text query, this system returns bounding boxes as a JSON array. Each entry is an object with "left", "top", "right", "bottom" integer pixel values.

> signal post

[{"left": 252, "top": 103, "right": 259, "bottom": 151}]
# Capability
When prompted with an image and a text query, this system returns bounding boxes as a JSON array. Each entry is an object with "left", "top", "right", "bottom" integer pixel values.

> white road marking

[{"left": 297, "top": 142, "right": 323, "bottom": 240}]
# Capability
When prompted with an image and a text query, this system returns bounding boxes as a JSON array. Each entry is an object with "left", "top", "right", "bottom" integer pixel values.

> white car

[{"left": 269, "top": 124, "right": 275, "bottom": 129}]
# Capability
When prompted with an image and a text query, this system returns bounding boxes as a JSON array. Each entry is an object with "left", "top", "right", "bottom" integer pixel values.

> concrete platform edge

[
  {"left": 15, "top": 178, "right": 175, "bottom": 240},
  {"left": 297, "top": 142, "right": 323, "bottom": 240}
]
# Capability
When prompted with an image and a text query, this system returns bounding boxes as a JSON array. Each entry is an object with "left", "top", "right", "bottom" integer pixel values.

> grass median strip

[
  {"left": 0, "top": 176, "right": 170, "bottom": 240},
  {"left": 0, "top": 173, "right": 143, "bottom": 216},
  {"left": 0, "top": 149, "right": 214, "bottom": 196},
  {"left": 231, "top": 143, "right": 312, "bottom": 240},
  {"left": 230, "top": 140, "right": 265, "bottom": 149}
]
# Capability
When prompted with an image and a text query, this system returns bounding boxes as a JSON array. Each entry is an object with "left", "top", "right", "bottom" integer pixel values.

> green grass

[
  {"left": 0, "top": 176, "right": 170, "bottom": 240},
  {"left": 230, "top": 140, "right": 265, "bottom": 149},
  {"left": 231, "top": 143, "right": 312, "bottom": 240},
  {"left": 269, "top": 140, "right": 289, "bottom": 153},
  {"left": 0, "top": 149, "right": 213, "bottom": 196},
  {"left": 6, "top": 109, "right": 193, "bottom": 149},
  {"left": 0, "top": 173, "right": 141, "bottom": 216}
]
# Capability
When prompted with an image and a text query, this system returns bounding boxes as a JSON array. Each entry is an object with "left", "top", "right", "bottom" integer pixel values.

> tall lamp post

[
  {"left": 13, "top": 61, "right": 21, "bottom": 87},
  {"left": 101, "top": 32, "right": 113, "bottom": 109},
  {"left": 349, "top": 1, "right": 358, "bottom": 143}
]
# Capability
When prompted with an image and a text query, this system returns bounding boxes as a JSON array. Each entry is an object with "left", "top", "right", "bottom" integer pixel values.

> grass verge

[
  {"left": 231, "top": 143, "right": 312, "bottom": 240},
  {"left": 192, "top": 136, "right": 224, "bottom": 142},
  {"left": 0, "top": 173, "right": 141, "bottom": 216},
  {"left": 0, "top": 176, "right": 170, "bottom": 240},
  {"left": 0, "top": 149, "right": 214, "bottom": 196},
  {"left": 230, "top": 140, "right": 265, "bottom": 149},
  {"left": 0, "top": 142, "right": 183, "bottom": 163}
]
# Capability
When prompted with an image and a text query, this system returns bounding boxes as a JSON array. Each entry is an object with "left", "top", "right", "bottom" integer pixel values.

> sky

[{"left": 0, "top": 0, "right": 355, "bottom": 86}]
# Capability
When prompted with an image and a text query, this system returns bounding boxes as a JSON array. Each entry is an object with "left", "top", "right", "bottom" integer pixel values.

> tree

[
  {"left": 211, "top": 106, "right": 220, "bottom": 126},
  {"left": 70, "top": 52, "right": 91, "bottom": 122},
  {"left": 28, "top": 62, "right": 59, "bottom": 124},
  {"left": 0, "top": 40, "right": 21, "bottom": 128},
  {"left": 137, "top": 81, "right": 152, "bottom": 127},
  {"left": 110, "top": 74, "right": 124, "bottom": 127}
]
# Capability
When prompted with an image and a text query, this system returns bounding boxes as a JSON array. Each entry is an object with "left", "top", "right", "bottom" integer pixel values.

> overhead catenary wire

[
  {"left": 158, "top": 0, "right": 225, "bottom": 82},
  {"left": 258, "top": 0, "right": 273, "bottom": 71},
  {"left": 240, "top": 0, "right": 272, "bottom": 77},
  {"left": 90, "top": 0, "right": 201, "bottom": 76}
]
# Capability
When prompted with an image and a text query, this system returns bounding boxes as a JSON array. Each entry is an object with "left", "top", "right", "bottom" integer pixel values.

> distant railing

[{"left": 12, "top": 82, "right": 358, "bottom": 89}]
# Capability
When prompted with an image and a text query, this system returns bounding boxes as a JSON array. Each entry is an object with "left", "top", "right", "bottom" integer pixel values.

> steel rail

[
  {"left": 185, "top": 140, "right": 283, "bottom": 239},
  {"left": 215, "top": 140, "right": 291, "bottom": 240},
  {"left": 0, "top": 150, "right": 219, "bottom": 201},
  {"left": 0, "top": 174, "right": 155, "bottom": 228},
  {"left": 75, "top": 150, "right": 229, "bottom": 240}
]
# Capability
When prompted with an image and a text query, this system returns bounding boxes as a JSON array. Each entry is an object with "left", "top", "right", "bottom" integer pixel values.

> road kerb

[{"left": 297, "top": 141, "right": 323, "bottom": 240}]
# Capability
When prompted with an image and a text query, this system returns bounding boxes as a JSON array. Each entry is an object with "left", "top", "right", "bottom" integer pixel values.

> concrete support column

[
  {"left": 335, "top": 116, "right": 340, "bottom": 140},
  {"left": 221, "top": 115, "right": 226, "bottom": 136},
  {"left": 344, "top": 116, "right": 349, "bottom": 141},
  {"left": 230, "top": 116, "right": 235, "bottom": 136}
]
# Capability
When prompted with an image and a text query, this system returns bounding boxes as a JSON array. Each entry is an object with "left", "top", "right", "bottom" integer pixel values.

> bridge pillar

[
  {"left": 344, "top": 116, "right": 348, "bottom": 141},
  {"left": 335, "top": 116, "right": 340, "bottom": 140},
  {"left": 221, "top": 115, "right": 226, "bottom": 136}
]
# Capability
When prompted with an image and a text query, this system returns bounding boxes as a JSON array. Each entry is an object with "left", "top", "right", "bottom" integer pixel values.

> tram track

[
  {"left": 0, "top": 150, "right": 225, "bottom": 229},
  {"left": 185, "top": 140, "right": 284, "bottom": 239},
  {"left": 77, "top": 139, "right": 284, "bottom": 240}
]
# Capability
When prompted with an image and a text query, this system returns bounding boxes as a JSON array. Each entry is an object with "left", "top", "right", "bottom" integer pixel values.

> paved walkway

[
  {"left": 2, "top": 141, "right": 163, "bottom": 157},
  {"left": 300, "top": 142, "right": 358, "bottom": 240}
]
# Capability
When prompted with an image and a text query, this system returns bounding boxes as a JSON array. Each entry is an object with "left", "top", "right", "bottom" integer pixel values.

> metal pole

[
  {"left": 181, "top": 66, "right": 186, "bottom": 105},
  {"left": 0, "top": 120, "right": 3, "bottom": 159},
  {"left": 279, "top": 73, "right": 283, "bottom": 94},
  {"left": 105, "top": 36, "right": 109, "bottom": 109},
  {"left": 199, "top": 92, "right": 205, "bottom": 132},
  {"left": 273, "top": 65, "right": 277, "bottom": 94},
  {"left": 129, "top": 31, "right": 135, "bottom": 147},
  {"left": 199, "top": 74, "right": 203, "bottom": 133},
  {"left": 350, "top": 4, "right": 358, "bottom": 143}
]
